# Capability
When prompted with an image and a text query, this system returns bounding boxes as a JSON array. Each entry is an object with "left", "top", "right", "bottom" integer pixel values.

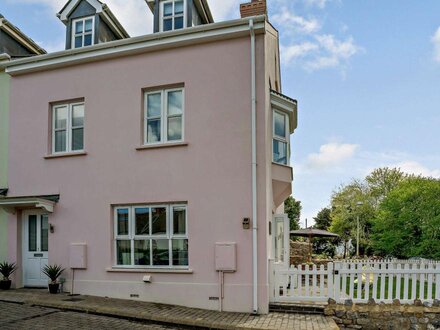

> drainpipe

[{"left": 249, "top": 18, "right": 258, "bottom": 315}]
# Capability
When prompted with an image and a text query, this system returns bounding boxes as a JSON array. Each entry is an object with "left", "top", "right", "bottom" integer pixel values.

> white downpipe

[{"left": 249, "top": 19, "right": 258, "bottom": 315}]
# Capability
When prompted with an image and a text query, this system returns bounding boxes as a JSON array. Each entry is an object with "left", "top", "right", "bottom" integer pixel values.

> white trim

[
  {"left": 113, "top": 204, "right": 188, "bottom": 269},
  {"left": 272, "top": 110, "right": 290, "bottom": 166},
  {"left": 271, "top": 214, "right": 289, "bottom": 267},
  {"left": 71, "top": 16, "right": 95, "bottom": 49},
  {"left": 144, "top": 88, "right": 184, "bottom": 145},
  {"left": 21, "top": 210, "right": 50, "bottom": 287},
  {"left": 270, "top": 91, "right": 298, "bottom": 133},
  {"left": 0, "top": 197, "right": 55, "bottom": 214},
  {"left": 146, "top": 0, "right": 214, "bottom": 24},
  {"left": 249, "top": 19, "right": 258, "bottom": 315},
  {"left": 5, "top": 17, "right": 266, "bottom": 75},
  {"left": 51, "top": 102, "right": 85, "bottom": 155},
  {"left": 160, "top": 0, "right": 187, "bottom": 32},
  {"left": 58, "top": 0, "right": 103, "bottom": 23}
]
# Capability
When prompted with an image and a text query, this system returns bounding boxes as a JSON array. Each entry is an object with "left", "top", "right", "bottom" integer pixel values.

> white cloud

[
  {"left": 432, "top": 27, "right": 440, "bottom": 63},
  {"left": 305, "top": 34, "right": 360, "bottom": 70},
  {"left": 272, "top": 10, "right": 321, "bottom": 34},
  {"left": 104, "top": 0, "right": 152, "bottom": 36},
  {"left": 306, "top": 142, "right": 359, "bottom": 169},
  {"left": 302, "top": 0, "right": 329, "bottom": 9},
  {"left": 209, "top": 0, "right": 242, "bottom": 21},
  {"left": 316, "top": 34, "right": 358, "bottom": 59},
  {"left": 6, "top": 0, "right": 60, "bottom": 11},
  {"left": 281, "top": 34, "right": 361, "bottom": 71},
  {"left": 390, "top": 161, "right": 440, "bottom": 178},
  {"left": 281, "top": 42, "right": 318, "bottom": 63}
]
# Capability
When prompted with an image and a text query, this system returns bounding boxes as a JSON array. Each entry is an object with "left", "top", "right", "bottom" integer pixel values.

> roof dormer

[
  {"left": 0, "top": 14, "right": 46, "bottom": 57},
  {"left": 57, "top": 0, "right": 129, "bottom": 50},
  {"left": 146, "top": 0, "right": 214, "bottom": 33}
]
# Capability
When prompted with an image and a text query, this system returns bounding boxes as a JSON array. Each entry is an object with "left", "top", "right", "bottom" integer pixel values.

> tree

[
  {"left": 365, "top": 168, "right": 406, "bottom": 208},
  {"left": 371, "top": 177, "right": 440, "bottom": 259},
  {"left": 314, "top": 207, "right": 332, "bottom": 230},
  {"left": 329, "top": 181, "right": 375, "bottom": 257},
  {"left": 313, "top": 207, "right": 338, "bottom": 257},
  {"left": 284, "top": 196, "right": 301, "bottom": 231}
]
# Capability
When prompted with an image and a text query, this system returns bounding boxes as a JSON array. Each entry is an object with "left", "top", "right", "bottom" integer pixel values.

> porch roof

[{"left": 0, "top": 195, "right": 59, "bottom": 214}]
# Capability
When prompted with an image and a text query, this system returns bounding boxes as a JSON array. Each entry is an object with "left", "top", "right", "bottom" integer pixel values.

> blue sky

[{"left": 1, "top": 0, "right": 440, "bottom": 226}]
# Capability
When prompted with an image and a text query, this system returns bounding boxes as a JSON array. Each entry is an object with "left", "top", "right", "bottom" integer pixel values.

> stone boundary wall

[{"left": 325, "top": 299, "right": 440, "bottom": 330}]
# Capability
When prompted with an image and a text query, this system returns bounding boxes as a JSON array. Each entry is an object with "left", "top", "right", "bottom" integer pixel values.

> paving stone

[{"left": 0, "top": 289, "right": 338, "bottom": 330}]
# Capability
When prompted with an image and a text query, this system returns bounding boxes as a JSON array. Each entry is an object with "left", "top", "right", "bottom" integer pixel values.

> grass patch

[{"left": 341, "top": 276, "right": 437, "bottom": 300}]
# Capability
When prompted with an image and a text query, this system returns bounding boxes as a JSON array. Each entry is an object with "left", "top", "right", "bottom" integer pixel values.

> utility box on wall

[
  {"left": 215, "top": 242, "right": 236, "bottom": 272},
  {"left": 69, "top": 243, "right": 87, "bottom": 269}
]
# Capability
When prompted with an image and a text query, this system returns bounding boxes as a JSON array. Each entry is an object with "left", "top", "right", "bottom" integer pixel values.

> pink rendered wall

[{"left": 8, "top": 35, "right": 271, "bottom": 313}]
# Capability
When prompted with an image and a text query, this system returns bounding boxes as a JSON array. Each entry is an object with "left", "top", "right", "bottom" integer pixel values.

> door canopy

[{"left": 0, "top": 195, "right": 58, "bottom": 214}]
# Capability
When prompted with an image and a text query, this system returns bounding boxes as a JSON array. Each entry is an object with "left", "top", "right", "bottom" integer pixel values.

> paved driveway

[{"left": 0, "top": 301, "right": 184, "bottom": 330}]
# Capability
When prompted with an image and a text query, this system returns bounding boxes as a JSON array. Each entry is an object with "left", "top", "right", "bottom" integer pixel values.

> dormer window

[
  {"left": 160, "top": 0, "right": 185, "bottom": 32},
  {"left": 72, "top": 17, "right": 94, "bottom": 48},
  {"left": 58, "top": 0, "right": 129, "bottom": 50}
]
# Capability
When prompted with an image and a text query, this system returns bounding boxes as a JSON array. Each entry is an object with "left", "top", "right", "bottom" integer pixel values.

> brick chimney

[{"left": 240, "top": 0, "right": 267, "bottom": 18}]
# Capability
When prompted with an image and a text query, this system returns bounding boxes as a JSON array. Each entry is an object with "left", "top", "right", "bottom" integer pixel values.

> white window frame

[
  {"left": 51, "top": 102, "right": 85, "bottom": 154},
  {"left": 113, "top": 204, "right": 188, "bottom": 269},
  {"left": 144, "top": 88, "right": 185, "bottom": 145},
  {"left": 71, "top": 16, "right": 95, "bottom": 49},
  {"left": 159, "top": 0, "right": 186, "bottom": 32},
  {"left": 272, "top": 109, "right": 290, "bottom": 165}
]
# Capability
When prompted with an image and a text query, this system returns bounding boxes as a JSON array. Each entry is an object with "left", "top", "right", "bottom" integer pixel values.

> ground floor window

[{"left": 114, "top": 204, "right": 188, "bottom": 268}]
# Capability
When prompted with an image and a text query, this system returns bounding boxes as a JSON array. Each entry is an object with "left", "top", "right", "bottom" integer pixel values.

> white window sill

[
  {"left": 106, "top": 267, "right": 193, "bottom": 274},
  {"left": 44, "top": 151, "right": 87, "bottom": 159},
  {"left": 136, "top": 142, "right": 188, "bottom": 151}
]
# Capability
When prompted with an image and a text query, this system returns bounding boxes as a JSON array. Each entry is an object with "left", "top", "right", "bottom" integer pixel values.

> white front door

[
  {"left": 272, "top": 214, "right": 290, "bottom": 268},
  {"left": 22, "top": 211, "right": 49, "bottom": 287}
]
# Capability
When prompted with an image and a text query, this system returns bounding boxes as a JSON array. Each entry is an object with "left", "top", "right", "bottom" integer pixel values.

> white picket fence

[{"left": 271, "top": 260, "right": 440, "bottom": 304}]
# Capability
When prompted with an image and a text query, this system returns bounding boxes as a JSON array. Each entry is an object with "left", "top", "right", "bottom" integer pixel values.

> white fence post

[{"left": 271, "top": 259, "right": 440, "bottom": 304}]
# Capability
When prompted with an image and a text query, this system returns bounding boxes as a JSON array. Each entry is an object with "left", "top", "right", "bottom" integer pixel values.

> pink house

[{"left": 0, "top": 0, "right": 297, "bottom": 314}]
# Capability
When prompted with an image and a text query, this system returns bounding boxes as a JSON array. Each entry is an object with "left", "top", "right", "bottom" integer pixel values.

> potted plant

[
  {"left": 0, "top": 262, "right": 18, "bottom": 290},
  {"left": 42, "top": 264, "right": 65, "bottom": 294}
]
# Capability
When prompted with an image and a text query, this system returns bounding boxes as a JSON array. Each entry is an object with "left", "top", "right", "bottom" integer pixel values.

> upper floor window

[
  {"left": 72, "top": 17, "right": 94, "bottom": 48},
  {"left": 160, "top": 0, "right": 185, "bottom": 32},
  {"left": 52, "top": 102, "right": 84, "bottom": 154},
  {"left": 144, "top": 88, "right": 184, "bottom": 145},
  {"left": 114, "top": 204, "right": 188, "bottom": 268},
  {"left": 273, "top": 110, "right": 289, "bottom": 165}
]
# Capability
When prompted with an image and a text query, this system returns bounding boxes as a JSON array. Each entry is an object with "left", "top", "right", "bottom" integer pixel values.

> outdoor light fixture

[{"left": 49, "top": 223, "right": 55, "bottom": 233}]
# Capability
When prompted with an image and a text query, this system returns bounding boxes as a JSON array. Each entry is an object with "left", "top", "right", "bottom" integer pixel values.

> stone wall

[
  {"left": 325, "top": 299, "right": 440, "bottom": 330},
  {"left": 290, "top": 240, "right": 309, "bottom": 265}
]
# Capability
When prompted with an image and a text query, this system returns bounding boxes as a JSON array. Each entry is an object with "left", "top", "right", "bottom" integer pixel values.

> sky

[{"left": 1, "top": 0, "right": 440, "bottom": 226}]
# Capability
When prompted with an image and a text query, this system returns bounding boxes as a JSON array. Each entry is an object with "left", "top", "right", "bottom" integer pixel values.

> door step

[{"left": 269, "top": 303, "right": 325, "bottom": 315}]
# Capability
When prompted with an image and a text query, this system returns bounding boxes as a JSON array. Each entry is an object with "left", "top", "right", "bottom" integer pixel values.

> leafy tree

[
  {"left": 313, "top": 207, "right": 338, "bottom": 257},
  {"left": 366, "top": 168, "right": 406, "bottom": 208},
  {"left": 371, "top": 177, "right": 440, "bottom": 259},
  {"left": 284, "top": 196, "right": 301, "bottom": 231},
  {"left": 314, "top": 207, "right": 332, "bottom": 230},
  {"left": 330, "top": 181, "right": 375, "bottom": 257}
]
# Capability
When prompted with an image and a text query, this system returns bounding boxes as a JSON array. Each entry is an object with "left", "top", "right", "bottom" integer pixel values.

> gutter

[
  {"left": 249, "top": 19, "right": 258, "bottom": 315},
  {"left": 5, "top": 16, "right": 266, "bottom": 76}
]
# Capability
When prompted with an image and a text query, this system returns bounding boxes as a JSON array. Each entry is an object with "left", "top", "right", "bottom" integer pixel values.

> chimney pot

[{"left": 240, "top": 0, "right": 267, "bottom": 19}]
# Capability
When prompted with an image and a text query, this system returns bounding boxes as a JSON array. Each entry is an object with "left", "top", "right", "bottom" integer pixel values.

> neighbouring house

[
  {"left": 0, "top": 14, "right": 46, "bottom": 262},
  {"left": 0, "top": 0, "right": 297, "bottom": 314}
]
